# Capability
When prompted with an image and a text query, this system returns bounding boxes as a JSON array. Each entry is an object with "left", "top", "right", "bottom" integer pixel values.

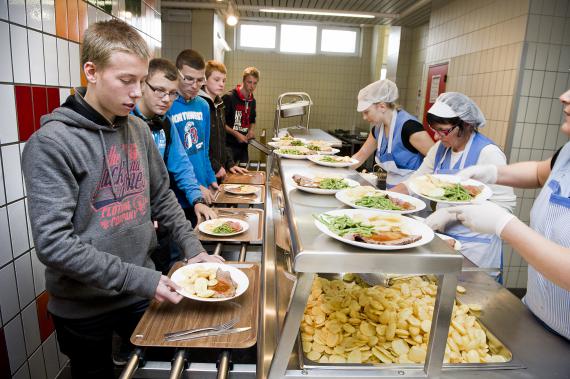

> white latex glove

[
  {"left": 457, "top": 164, "right": 498, "bottom": 184},
  {"left": 447, "top": 201, "right": 516, "bottom": 236},
  {"left": 425, "top": 208, "right": 457, "bottom": 232}
]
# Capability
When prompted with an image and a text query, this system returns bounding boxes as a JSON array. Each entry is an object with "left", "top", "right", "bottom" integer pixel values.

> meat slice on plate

[
  {"left": 225, "top": 221, "right": 243, "bottom": 232},
  {"left": 354, "top": 231, "right": 422, "bottom": 245},
  {"left": 209, "top": 268, "right": 237, "bottom": 298},
  {"left": 292, "top": 175, "right": 319, "bottom": 188}
]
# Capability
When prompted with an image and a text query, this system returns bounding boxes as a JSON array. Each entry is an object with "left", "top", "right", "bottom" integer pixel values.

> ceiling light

[
  {"left": 258, "top": 8, "right": 375, "bottom": 19},
  {"left": 226, "top": 14, "right": 238, "bottom": 26}
]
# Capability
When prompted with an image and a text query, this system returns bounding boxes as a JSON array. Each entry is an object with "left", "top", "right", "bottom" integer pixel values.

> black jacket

[{"left": 199, "top": 89, "right": 235, "bottom": 173}]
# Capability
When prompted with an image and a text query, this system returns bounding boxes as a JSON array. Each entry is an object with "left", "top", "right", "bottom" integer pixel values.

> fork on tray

[{"left": 163, "top": 316, "right": 240, "bottom": 341}]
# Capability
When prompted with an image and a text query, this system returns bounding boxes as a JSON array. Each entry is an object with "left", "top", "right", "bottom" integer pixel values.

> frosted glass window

[
  {"left": 321, "top": 29, "right": 357, "bottom": 53},
  {"left": 239, "top": 24, "right": 276, "bottom": 49},
  {"left": 280, "top": 24, "right": 316, "bottom": 54}
]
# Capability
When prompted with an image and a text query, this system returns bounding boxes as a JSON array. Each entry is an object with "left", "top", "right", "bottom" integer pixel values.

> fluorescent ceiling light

[{"left": 259, "top": 8, "right": 375, "bottom": 19}]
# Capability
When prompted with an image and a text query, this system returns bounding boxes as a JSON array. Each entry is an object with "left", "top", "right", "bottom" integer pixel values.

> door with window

[{"left": 423, "top": 63, "right": 448, "bottom": 140}]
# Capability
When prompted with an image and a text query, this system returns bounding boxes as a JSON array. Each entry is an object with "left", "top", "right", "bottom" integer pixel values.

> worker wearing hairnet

[
  {"left": 391, "top": 92, "right": 516, "bottom": 276},
  {"left": 352, "top": 79, "right": 434, "bottom": 188}
]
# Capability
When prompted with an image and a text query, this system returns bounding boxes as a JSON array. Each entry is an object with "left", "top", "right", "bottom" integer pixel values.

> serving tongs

[{"left": 164, "top": 316, "right": 239, "bottom": 341}]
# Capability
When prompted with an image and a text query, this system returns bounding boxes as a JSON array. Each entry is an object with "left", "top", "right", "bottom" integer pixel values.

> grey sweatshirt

[{"left": 22, "top": 91, "right": 205, "bottom": 319}]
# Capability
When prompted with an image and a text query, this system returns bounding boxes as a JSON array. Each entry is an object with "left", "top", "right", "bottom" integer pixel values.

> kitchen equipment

[{"left": 273, "top": 92, "right": 312, "bottom": 138}]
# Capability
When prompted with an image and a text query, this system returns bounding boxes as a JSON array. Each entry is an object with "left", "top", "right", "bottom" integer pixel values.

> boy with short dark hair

[{"left": 22, "top": 20, "right": 222, "bottom": 378}]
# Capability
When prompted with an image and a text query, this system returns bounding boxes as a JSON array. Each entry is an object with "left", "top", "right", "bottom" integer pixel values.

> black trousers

[
  {"left": 228, "top": 143, "right": 249, "bottom": 164},
  {"left": 52, "top": 300, "right": 149, "bottom": 379}
]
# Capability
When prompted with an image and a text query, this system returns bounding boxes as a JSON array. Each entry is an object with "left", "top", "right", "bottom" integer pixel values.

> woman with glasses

[
  {"left": 352, "top": 79, "right": 434, "bottom": 188},
  {"left": 392, "top": 92, "right": 516, "bottom": 274}
]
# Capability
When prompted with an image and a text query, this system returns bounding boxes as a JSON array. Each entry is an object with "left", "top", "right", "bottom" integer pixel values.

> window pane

[
  {"left": 280, "top": 24, "right": 317, "bottom": 54},
  {"left": 240, "top": 24, "right": 276, "bottom": 49},
  {"left": 321, "top": 29, "right": 357, "bottom": 53}
]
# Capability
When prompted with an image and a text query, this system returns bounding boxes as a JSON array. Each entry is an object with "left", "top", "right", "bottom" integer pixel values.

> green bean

[
  {"left": 315, "top": 214, "right": 375, "bottom": 237},
  {"left": 319, "top": 178, "right": 349, "bottom": 190},
  {"left": 436, "top": 184, "right": 472, "bottom": 201},
  {"left": 354, "top": 195, "right": 403, "bottom": 210},
  {"left": 213, "top": 223, "right": 236, "bottom": 234}
]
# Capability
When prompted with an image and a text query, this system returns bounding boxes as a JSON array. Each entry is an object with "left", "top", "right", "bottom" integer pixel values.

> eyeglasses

[
  {"left": 177, "top": 69, "right": 206, "bottom": 86},
  {"left": 429, "top": 124, "right": 459, "bottom": 137},
  {"left": 145, "top": 81, "right": 178, "bottom": 100}
]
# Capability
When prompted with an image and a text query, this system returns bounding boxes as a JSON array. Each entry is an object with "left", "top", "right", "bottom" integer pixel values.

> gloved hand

[
  {"left": 457, "top": 164, "right": 498, "bottom": 184},
  {"left": 425, "top": 208, "right": 457, "bottom": 232},
  {"left": 447, "top": 201, "right": 516, "bottom": 236}
]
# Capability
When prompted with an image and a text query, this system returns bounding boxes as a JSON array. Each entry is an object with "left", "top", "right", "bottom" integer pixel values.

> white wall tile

[
  {"left": 526, "top": 14, "right": 540, "bottom": 42},
  {"left": 5, "top": 314, "right": 26, "bottom": 374},
  {"left": 56, "top": 341, "right": 68, "bottom": 369},
  {"left": 8, "top": 200, "right": 29, "bottom": 258},
  {"left": 43, "top": 35, "right": 58, "bottom": 86},
  {"left": 554, "top": 72, "right": 569, "bottom": 98},
  {"left": 56, "top": 38, "right": 70, "bottom": 87},
  {"left": 24, "top": 198, "right": 32, "bottom": 247},
  {"left": 541, "top": 71, "right": 556, "bottom": 98},
  {"left": 28, "top": 30, "right": 46, "bottom": 85},
  {"left": 2, "top": 144, "right": 24, "bottom": 202},
  {"left": 42, "top": 334, "right": 60, "bottom": 379},
  {"left": 0, "top": 264, "right": 19, "bottom": 325},
  {"left": 26, "top": 0, "right": 42, "bottom": 30},
  {"left": 0, "top": 207, "right": 11, "bottom": 266},
  {"left": 10, "top": 24, "right": 30, "bottom": 84},
  {"left": 87, "top": 4, "right": 97, "bottom": 26},
  {"left": 28, "top": 346, "right": 47, "bottom": 379},
  {"left": 545, "top": 44, "right": 560, "bottom": 72},
  {"left": 520, "top": 69, "right": 532, "bottom": 96},
  {"left": 59, "top": 87, "right": 70, "bottom": 105},
  {"left": 529, "top": 70, "right": 544, "bottom": 97},
  {"left": 521, "top": 123, "right": 535, "bottom": 148},
  {"left": 21, "top": 301, "right": 41, "bottom": 356},
  {"left": 14, "top": 251, "right": 34, "bottom": 307},
  {"left": 0, "top": 0, "right": 7, "bottom": 20},
  {"left": 41, "top": 0, "right": 55, "bottom": 35},
  {"left": 0, "top": 84, "right": 18, "bottom": 144},
  {"left": 545, "top": 123, "right": 561, "bottom": 148},
  {"left": 554, "top": 0, "right": 569, "bottom": 15},
  {"left": 532, "top": 124, "right": 548, "bottom": 149},
  {"left": 30, "top": 249, "right": 45, "bottom": 295},
  {"left": 12, "top": 362, "right": 30, "bottom": 379},
  {"left": 537, "top": 98, "right": 552, "bottom": 124},
  {"left": 8, "top": 0, "right": 26, "bottom": 26},
  {"left": 69, "top": 42, "right": 81, "bottom": 88},
  {"left": 524, "top": 97, "right": 540, "bottom": 124},
  {"left": 558, "top": 46, "right": 570, "bottom": 73},
  {"left": 0, "top": 21, "right": 13, "bottom": 82},
  {"left": 549, "top": 99, "right": 563, "bottom": 125},
  {"left": 537, "top": 15, "right": 553, "bottom": 43}
]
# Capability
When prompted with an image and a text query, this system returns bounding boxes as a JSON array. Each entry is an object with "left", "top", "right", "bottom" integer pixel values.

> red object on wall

[
  {"left": 36, "top": 291, "right": 55, "bottom": 342},
  {"left": 423, "top": 63, "right": 449, "bottom": 140},
  {"left": 15, "top": 85, "right": 35, "bottom": 142},
  {"left": 47, "top": 87, "right": 61, "bottom": 113},
  {"left": 32, "top": 86, "right": 48, "bottom": 131}
]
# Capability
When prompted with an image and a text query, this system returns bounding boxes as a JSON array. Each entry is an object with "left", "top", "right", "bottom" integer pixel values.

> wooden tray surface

[
  {"left": 131, "top": 262, "right": 260, "bottom": 349},
  {"left": 197, "top": 208, "right": 263, "bottom": 244},
  {"left": 224, "top": 171, "right": 266, "bottom": 185},
  {"left": 213, "top": 184, "right": 265, "bottom": 204}
]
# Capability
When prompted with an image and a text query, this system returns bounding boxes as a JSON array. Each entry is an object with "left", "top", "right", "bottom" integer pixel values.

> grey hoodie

[{"left": 22, "top": 91, "right": 205, "bottom": 319}]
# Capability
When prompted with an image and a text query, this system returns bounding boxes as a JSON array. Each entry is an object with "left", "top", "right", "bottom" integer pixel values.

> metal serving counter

[
  {"left": 258, "top": 157, "right": 570, "bottom": 379},
  {"left": 287, "top": 128, "right": 343, "bottom": 148}
]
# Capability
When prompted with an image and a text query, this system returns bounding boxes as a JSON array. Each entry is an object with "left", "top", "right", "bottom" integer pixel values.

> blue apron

[
  {"left": 374, "top": 109, "right": 424, "bottom": 188},
  {"left": 525, "top": 142, "right": 570, "bottom": 339},
  {"left": 434, "top": 132, "right": 503, "bottom": 271}
]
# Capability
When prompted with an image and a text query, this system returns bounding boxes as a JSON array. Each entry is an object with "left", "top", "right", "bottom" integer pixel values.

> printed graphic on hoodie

[
  {"left": 171, "top": 110, "right": 204, "bottom": 154},
  {"left": 232, "top": 106, "right": 251, "bottom": 134},
  {"left": 92, "top": 143, "right": 149, "bottom": 229}
]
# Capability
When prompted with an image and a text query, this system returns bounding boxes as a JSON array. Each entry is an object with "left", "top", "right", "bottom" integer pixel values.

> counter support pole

[
  {"left": 216, "top": 350, "right": 231, "bottom": 379},
  {"left": 239, "top": 242, "right": 248, "bottom": 262},
  {"left": 267, "top": 272, "right": 314, "bottom": 379},
  {"left": 213, "top": 243, "right": 223, "bottom": 256},
  {"left": 169, "top": 349, "right": 188, "bottom": 379},
  {"left": 118, "top": 348, "right": 143, "bottom": 379}
]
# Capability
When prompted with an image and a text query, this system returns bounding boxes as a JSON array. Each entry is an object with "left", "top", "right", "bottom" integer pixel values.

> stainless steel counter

[{"left": 287, "top": 128, "right": 343, "bottom": 148}]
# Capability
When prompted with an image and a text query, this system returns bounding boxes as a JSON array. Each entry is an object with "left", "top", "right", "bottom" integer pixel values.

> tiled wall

[
  {"left": 223, "top": 26, "right": 373, "bottom": 160},
  {"left": 161, "top": 7, "right": 192, "bottom": 62},
  {"left": 0, "top": 0, "right": 160, "bottom": 377},
  {"left": 504, "top": 0, "right": 570, "bottom": 289}
]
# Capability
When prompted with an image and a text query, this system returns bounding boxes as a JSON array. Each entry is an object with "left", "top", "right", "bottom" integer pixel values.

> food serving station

[{"left": 116, "top": 132, "right": 570, "bottom": 379}]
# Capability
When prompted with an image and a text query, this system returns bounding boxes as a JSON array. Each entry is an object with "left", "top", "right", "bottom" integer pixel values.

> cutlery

[
  {"left": 164, "top": 317, "right": 239, "bottom": 339},
  {"left": 165, "top": 327, "right": 251, "bottom": 342},
  {"left": 216, "top": 211, "right": 250, "bottom": 219}
]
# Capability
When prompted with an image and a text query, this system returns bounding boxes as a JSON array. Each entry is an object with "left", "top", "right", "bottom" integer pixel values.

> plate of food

[
  {"left": 274, "top": 146, "right": 313, "bottom": 159},
  {"left": 408, "top": 174, "right": 492, "bottom": 204},
  {"left": 292, "top": 174, "right": 360, "bottom": 195},
  {"left": 198, "top": 218, "right": 249, "bottom": 237},
  {"left": 272, "top": 135, "right": 306, "bottom": 143},
  {"left": 335, "top": 186, "right": 426, "bottom": 214},
  {"left": 308, "top": 155, "right": 359, "bottom": 168},
  {"left": 304, "top": 141, "right": 337, "bottom": 155},
  {"left": 171, "top": 263, "right": 249, "bottom": 302},
  {"left": 223, "top": 184, "right": 259, "bottom": 195},
  {"left": 268, "top": 139, "right": 306, "bottom": 148},
  {"left": 314, "top": 209, "right": 434, "bottom": 250}
]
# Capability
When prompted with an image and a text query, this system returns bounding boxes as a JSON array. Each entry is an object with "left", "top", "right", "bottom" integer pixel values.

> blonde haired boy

[{"left": 22, "top": 20, "right": 221, "bottom": 378}]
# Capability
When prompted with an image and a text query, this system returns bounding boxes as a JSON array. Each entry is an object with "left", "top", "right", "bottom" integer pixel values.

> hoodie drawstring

[{"left": 99, "top": 130, "right": 119, "bottom": 201}]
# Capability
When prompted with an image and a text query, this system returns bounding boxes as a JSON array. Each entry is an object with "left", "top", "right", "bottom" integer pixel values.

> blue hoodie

[
  {"left": 132, "top": 105, "right": 202, "bottom": 207},
  {"left": 167, "top": 96, "right": 217, "bottom": 192}
]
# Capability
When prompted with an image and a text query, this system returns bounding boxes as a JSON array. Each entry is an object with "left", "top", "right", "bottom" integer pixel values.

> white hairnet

[
  {"left": 357, "top": 79, "right": 399, "bottom": 112},
  {"left": 429, "top": 92, "right": 486, "bottom": 128}
]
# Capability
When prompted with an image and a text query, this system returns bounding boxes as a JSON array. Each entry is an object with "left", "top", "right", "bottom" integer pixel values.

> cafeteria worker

[
  {"left": 391, "top": 92, "right": 516, "bottom": 273},
  {"left": 436, "top": 88, "right": 570, "bottom": 339},
  {"left": 351, "top": 79, "right": 434, "bottom": 188}
]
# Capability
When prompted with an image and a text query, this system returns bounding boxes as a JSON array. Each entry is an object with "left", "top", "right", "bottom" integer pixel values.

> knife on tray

[{"left": 164, "top": 327, "right": 251, "bottom": 342}]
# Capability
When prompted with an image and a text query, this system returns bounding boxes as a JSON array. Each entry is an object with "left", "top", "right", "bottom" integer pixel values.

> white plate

[
  {"left": 171, "top": 263, "right": 249, "bottom": 302},
  {"left": 311, "top": 148, "right": 340, "bottom": 155},
  {"left": 198, "top": 218, "right": 249, "bottom": 237},
  {"left": 223, "top": 184, "right": 259, "bottom": 195},
  {"left": 267, "top": 141, "right": 307, "bottom": 148},
  {"left": 335, "top": 188, "right": 426, "bottom": 214},
  {"left": 408, "top": 174, "right": 493, "bottom": 204},
  {"left": 308, "top": 155, "right": 359, "bottom": 168},
  {"left": 274, "top": 149, "right": 311, "bottom": 159},
  {"left": 292, "top": 177, "right": 360, "bottom": 195},
  {"left": 272, "top": 137, "right": 306, "bottom": 143},
  {"left": 314, "top": 209, "right": 434, "bottom": 250}
]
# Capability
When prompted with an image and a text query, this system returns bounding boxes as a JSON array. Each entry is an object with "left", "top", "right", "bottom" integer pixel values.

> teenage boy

[
  {"left": 199, "top": 60, "right": 248, "bottom": 180},
  {"left": 223, "top": 66, "right": 259, "bottom": 163},
  {"left": 168, "top": 49, "right": 218, "bottom": 225},
  {"left": 22, "top": 20, "right": 222, "bottom": 379}
]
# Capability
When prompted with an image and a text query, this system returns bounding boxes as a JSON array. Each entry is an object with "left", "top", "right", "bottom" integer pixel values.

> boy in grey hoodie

[{"left": 21, "top": 20, "right": 222, "bottom": 378}]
